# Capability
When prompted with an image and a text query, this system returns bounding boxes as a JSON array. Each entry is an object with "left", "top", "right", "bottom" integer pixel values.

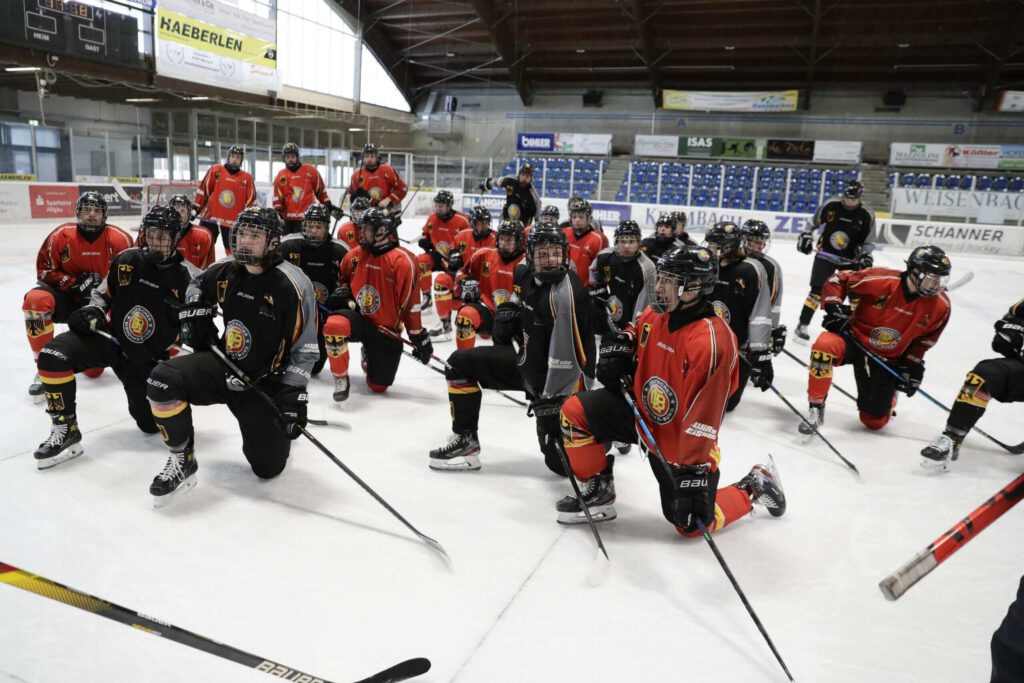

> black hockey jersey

[{"left": 278, "top": 235, "right": 348, "bottom": 306}]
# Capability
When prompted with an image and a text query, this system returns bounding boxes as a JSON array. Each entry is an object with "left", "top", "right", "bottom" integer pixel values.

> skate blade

[
  {"left": 36, "top": 443, "right": 84, "bottom": 470},
  {"left": 613, "top": 442, "right": 631, "bottom": 455},
  {"left": 30, "top": 394, "right": 46, "bottom": 406},
  {"left": 429, "top": 454, "right": 481, "bottom": 471},
  {"left": 152, "top": 474, "right": 197, "bottom": 508},
  {"left": 557, "top": 505, "right": 617, "bottom": 525},
  {"left": 919, "top": 457, "right": 952, "bottom": 473},
  {"left": 798, "top": 427, "right": 816, "bottom": 442}
]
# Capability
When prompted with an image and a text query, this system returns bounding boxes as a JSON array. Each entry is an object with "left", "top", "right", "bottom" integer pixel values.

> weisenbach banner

[{"left": 156, "top": 0, "right": 279, "bottom": 96}]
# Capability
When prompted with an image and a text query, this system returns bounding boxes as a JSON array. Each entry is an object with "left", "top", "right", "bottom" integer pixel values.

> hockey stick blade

[
  {"left": 353, "top": 657, "right": 432, "bottom": 683},
  {"left": 110, "top": 178, "right": 144, "bottom": 206},
  {"left": 945, "top": 270, "right": 974, "bottom": 292}
]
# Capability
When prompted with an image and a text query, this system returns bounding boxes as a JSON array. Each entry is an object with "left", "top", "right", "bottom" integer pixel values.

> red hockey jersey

[
  {"left": 36, "top": 223, "right": 134, "bottom": 291},
  {"left": 194, "top": 164, "right": 257, "bottom": 227},
  {"left": 464, "top": 247, "right": 523, "bottom": 311}
]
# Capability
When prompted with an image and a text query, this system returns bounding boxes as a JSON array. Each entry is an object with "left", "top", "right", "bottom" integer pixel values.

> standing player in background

[
  {"left": 799, "top": 246, "right": 951, "bottom": 436},
  {"left": 193, "top": 144, "right": 257, "bottom": 255},
  {"left": 702, "top": 222, "right": 773, "bottom": 411},
  {"left": 563, "top": 199, "right": 603, "bottom": 287},
  {"left": 429, "top": 206, "right": 495, "bottom": 341},
  {"left": 416, "top": 190, "right": 470, "bottom": 308},
  {"left": 33, "top": 207, "right": 194, "bottom": 470},
  {"left": 671, "top": 210, "right": 696, "bottom": 246},
  {"left": 742, "top": 219, "right": 786, "bottom": 356},
  {"left": 23, "top": 191, "right": 134, "bottom": 400},
  {"left": 164, "top": 194, "right": 215, "bottom": 268},
  {"left": 588, "top": 220, "right": 656, "bottom": 336},
  {"left": 279, "top": 204, "right": 348, "bottom": 377},
  {"left": 449, "top": 219, "right": 526, "bottom": 350},
  {"left": 321, "top": 208, "right": 431, "bottom": 403},
  {"left": 337, "top": 197, "right": 370, "bottom": 250},
  {"left": 919, "top": 296, "right": 1023, "bottom": 471},
  {"left": 145, "top": 207, "right": 318, "bottom": 506},
  {"left": 480, "top": 163, "right": 541, "bottom": 227},
  {"left": 794, "top": 179, "right": 875, "bottom": 341},
  {"left": 428, "top": 223, "right": 594, "bottom": 474},
  {"left": 346, "top": 143, "right": 408, "bottom": 210},
  {"left": 557, "top": 245, "right": 786, "bottom": 530},
  {"left": 273, "top": 142, "right": 338, "bottom": 235},
  {"left": 639, "top": 214, "right": 679, "bottom": 262}
]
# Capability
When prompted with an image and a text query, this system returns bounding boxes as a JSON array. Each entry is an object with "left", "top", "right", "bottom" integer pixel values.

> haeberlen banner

[
  {"left": 766, "top": 139, "right": 814, "bottom": 161},
  {"left": 516, "top": 133, "right": 611, "bottom": 155},
  {"left": 890, "top": 142, "right": 1013, "bottom": 169},
  {"left": 156, "top": 0, "right": 278, "bottom": 96},
  {"left": 813, "top": 140, "right": 863, "bottom": 164},
  {"left": 876, "top": 218, "right": 1024, "bottom": 256},
  {"left": 662, "top": 89, "right": 799, "bottom": 112}
]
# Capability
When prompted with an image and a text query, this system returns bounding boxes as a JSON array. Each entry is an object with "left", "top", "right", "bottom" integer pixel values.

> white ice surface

[{"left": 1, "top": 216, "right": 1022, "bottom": 683}]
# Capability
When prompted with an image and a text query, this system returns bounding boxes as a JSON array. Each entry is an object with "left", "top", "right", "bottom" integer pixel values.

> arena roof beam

[
  {"left": 333, "top": 0, "right": 418, "bottom": 107},
  {"left": 468, "top": 0, "right": 533, "bottom": 105},
  {"left": 626, "top": 0, "right": 662, "bottom": 106}
]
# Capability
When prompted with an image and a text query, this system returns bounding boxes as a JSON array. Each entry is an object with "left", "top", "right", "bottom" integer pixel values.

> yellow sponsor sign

[
  {"left": 0, "top": 173, "right": 35, "bottom": 181},
  {"left": 157, "top": 7, "right": 277, "bottom": 68}
]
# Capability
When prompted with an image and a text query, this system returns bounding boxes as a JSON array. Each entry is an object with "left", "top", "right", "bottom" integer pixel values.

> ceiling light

[
  {"left": 898, "top": 43, "right": 910, "bottom": 48},
  {"left": 126, "top": 97, "right": 160, "bottom": 103},
  {"left": 576, "top": 49, "right": 586, "bottom": 54},
  {"left": 6, "top": 66, "right": 40, "bottom": 72},
  {"left": 349, "top": 127, "right": 365, "bottom": 131}
]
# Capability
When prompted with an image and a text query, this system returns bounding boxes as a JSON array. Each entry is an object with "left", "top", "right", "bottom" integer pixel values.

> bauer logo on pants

[
  {"left": 357, "top": 285, "right": 381, "bottom": 315},
  {"left": 118, "top": 264, "right": 134, "bottom": 286},
  {"left": 712, "top": 300, "right": 731, "bottom": 324},
  {"left": 829, "top": 231, "right": 850, "bottom": 250},
  {"left": 218, "top": 190, "right": 236, "bottom": 208},
  {"left": 224, "top": 320, "right": 253, "bottom": 359},
  {"left": 123, "top": 305, "right": 156, "bottom": 343},
  {"left": 642, "top": 376, "right": 678, "bottom": 425}
]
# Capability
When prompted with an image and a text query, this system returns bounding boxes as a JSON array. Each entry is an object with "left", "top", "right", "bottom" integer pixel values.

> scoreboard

[{"left": 0, "top": 0, "right": 145, "bottom": 69}]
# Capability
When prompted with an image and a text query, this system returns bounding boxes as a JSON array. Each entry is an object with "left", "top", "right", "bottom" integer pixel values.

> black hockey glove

[
  {"left": 748, "top": 351, "right": 774, "bottom": 391},
  {"left": 857, "top": 253, "right": 874, "bottom": 270},
  {"left": 992, "top": 316, "right": 1024, "bottom": 360},
  {"left": 492, "top": 301, "right": 523, "bottom": 345},
  {"left": 69, "top": 272, "right": 100, "bottom": 300},
  {"left": 530, "top": 396, "right": 569, "bottom": 477},
  {"left": 418, "top": 236, "right": 435, "bottom": 254},
  {"left": 460, "top": 278, "right": 481, "bottom": 304},
  {"left": 797, "top": 231, "right": 815, "bottom": 255},
  {"left": 178, "top": 301, "right": 216, "bottom": 351},
  {"left": 596, "top": 331, "right": 636, "bottom": 389},
  {"left": 275, "top": 384, "right": 308, "bottom": 440},
  {"left": 822, "top": 303, "right": 853, "bottom": 334},
  {"left": 198, "top": 217, "right": 220, "bottom": 241},
  {"left": 327, "top": 283, "right": 354, "bottom": 311},
  {"left": 896, "top": 359, "right": 925, "bottom": 397},
  {"left": 446, "top": 250, "right": 464, "bottom": 273},
  {"left": 770, "top": 325, "right": 787, "bottom": 355},
  {"left": 667, "top": 464, "right": 720, "bottom": 534},
  {"left": 68, "top": 305, "right": 108, "bottom": 336},
  {"left": 409, "top": 329, "right": 433, "bottom": 365}
]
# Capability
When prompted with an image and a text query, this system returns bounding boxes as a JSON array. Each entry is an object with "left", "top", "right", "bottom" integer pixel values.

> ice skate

[
  {"left": 429, "top": 432, "right": 481, "bottom": 471},
  {"left": 34, "top": 415, "right": 84, "bottom": 470}
]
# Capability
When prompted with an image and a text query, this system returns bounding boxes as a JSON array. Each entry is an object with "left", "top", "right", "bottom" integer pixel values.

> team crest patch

[
  {"left": 869, "top": 327, "right": 902, "bottom": 351},
  {"left": 357, "top": 285, "right": 382, "bottom": 315},
  {"left": 507, "top": 203, "right": 521, "bottom": 219},
  {"left": 218, "top": 190, "right": 236, "bottom": 208},
  {"left": 217, "top": 280, "right": 228, "bottom": 304},
  {"left": 313, "top": 282, "right": 328, "bottom": 303},
  {"left": 642, "top": 376, "right": 678, "bottom": 425},
  {"left": 829, "top": 231, "right": 850, "bottom": 250},
  {"left": 370, "top": 187, "right": 383, "bottom": 201},
  {"left": 455, "top": 315, "right": 475, "bottom": 341},
  {"left": 712, "top": 300, "right": 731, "bottom": 324},
  {"left": 493, "top": 288, "right": 511, "bottom": 306},
  {"left": 117, "top": 264, "right": 134, "bottom": 286},
  {"left": 224, "top": 320, "right": 253, "bottom": 359},
  {"left": 291, "top": 187, "right": 304, "bottom": 202},
  {"left": 61, "top": 245, "right": 70, "bottom": 263},
  {"left": 607, "top": 295, "right": 623, "bottom": 321},
  {"left": 278, "top": 176, "right": 289, "bottom": 186},
  {"left": 123, "top": 305, "right": 155, "bottom": 343},
  {"left": 639, "top": 322, "right": 652, "bottom": 348},
  {"left": 873, "top": 295, "right": 890, "bottom": 309}
]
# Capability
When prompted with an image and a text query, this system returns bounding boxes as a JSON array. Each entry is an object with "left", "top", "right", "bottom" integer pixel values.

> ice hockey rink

[{"left": 1, "top": 214, "right": 1022, "bottom": 683}]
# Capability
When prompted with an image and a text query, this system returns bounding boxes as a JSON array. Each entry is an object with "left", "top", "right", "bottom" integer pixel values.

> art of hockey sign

[
  {"left": 876, "top": 218, "right": 1024, "bottom": 256},
  {"left": 662, "top": 89, "right": 799, "bottom": 113},
  {"left": 890, "top": 142, "right": 1003, "bottom": 169},
  {"left": 156, "top": 0, "right": 278, "bottom": 96},
  {"left": 516, "top": 133, "right": 611, "bottom": 155}
]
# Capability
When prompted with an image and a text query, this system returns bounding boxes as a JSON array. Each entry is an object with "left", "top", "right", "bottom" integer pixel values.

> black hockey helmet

[
  {"left": 649, "top": 245, "right": 719, "bottom": 313},
  {"left": 843, "top": 180, "right": 864, "bottom": 200},
  {"left": 302, "top": 204, "right": 332, "bottom": 247},
  {"left": 166, "top": 193, "right": 196, "bottom": 228},
  {"left": 358, "top": 207, "right": 398, "bottom": 251},
  {"left": 231, "top": 207, "right": 284, "bottom": 267},
  {"left": 496, "top": 218, "right": 525, "bottom": 258},
  {"left": 281, "top": 142, "right": 299, "bottom": 158},
  {"left": 740, "top": 219, "right": 771, "bottom": 254},
  {"left": 703, "top": 221, "right": 742, "bottom": 258},
  {"left": 526, "top": 220, "right": 569, "bottom": 283},
  {"left": 614, "top": 220, "right": 642, "bottom": 261},
  {"left": 75, "top": 191, "right": 108, "bottom": 234},
  {"left": 569, "top": 197, "right": 592, "bottom": 217},
  {"left": 905, "top": 245, "right": 951, "bottom": 297},
  {"left": 350, "top": 196, "right": 371, "bottom": 223},
  {"left": 541, "top": 205, "right": 560, "bottom": 222},
  {"left": 470, "top": 206, "right": 492, "bottom": 233},
  {"left": 139, "top": 205, "right": 185, "bottom": 264}
]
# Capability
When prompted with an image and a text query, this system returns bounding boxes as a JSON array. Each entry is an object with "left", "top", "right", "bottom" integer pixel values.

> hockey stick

[
  {"left": 0, "top": 561, "right": 431, "bottom": 683},
  {"left": 879, "top": 472, "right": 1024, "bottom": 601},
  {"left": 207, "top": 345, "right": 449, "bottom": 561},
  {"left": 767, "top": 383, "right": 861, "bottom": 476},
  {"left": 847, "top": 336, "right": 1024, "bottom": 455},
  {"left": 375, "top": 324, "right": 529, "bottom": 408},
  {"left": 620, "top": 387, "right": 795, "bottom": 682},
  {"left": 780, "top": 347, "right": 859, "bottom": 405}
]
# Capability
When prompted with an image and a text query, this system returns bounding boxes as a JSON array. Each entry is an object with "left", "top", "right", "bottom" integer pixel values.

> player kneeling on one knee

[
  {"left": 428, "top": 221, "right": 594, "bottom": 473},
  {"left": 146, "top": 207, "right": 318, "bottom": 507},
  {"left": 557, "top": 246, "right": 786, "bottom": 533},
  {"left": 33, "top": 206, "right": 194, "bottom": 470},
  {"left": 800, "top": 245, "right": 951, "bottom": 437}
]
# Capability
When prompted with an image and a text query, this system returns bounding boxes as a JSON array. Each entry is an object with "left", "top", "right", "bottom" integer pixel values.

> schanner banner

[
  {"left": 662, "top": 89, "right": 799, "bottom": 112},
  {"left": 766, "top": 139, "right": 814, "bottom": 161},
  {"left": 634, "top": 135, "right": 678, "bottom": 158},
  {"left": 156, "top": 0, "right": 278, "bottom": 96},
  {"left": 515, "top": 133, "right": 611, "bottom": 155}
]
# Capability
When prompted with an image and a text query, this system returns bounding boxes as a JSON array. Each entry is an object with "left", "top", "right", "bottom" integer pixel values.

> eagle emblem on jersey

[
  {"left": 712, "top": 300, "right": 731, "bottom": 324},
  {"left": 123, "top": 305, "right": 155, "bottom": 343},
  {"left": 481, "top": 261, "right": 491, "bottom": 278},
  {"left": 357, "top": 284, "right": 382, "bottom": 315},
  {"left": 873, "top": 295, "right": 890, "bottom": 309},
  {"left": 826, "top": 210, "right": 836, "bottom": 223},
  {"left": 642, "top": 376, "right": 678, "bottom": 425},
  {"left": 370, "top": 187, "right": 383, "bottom": 201},
  {"left": 217, "top": 279, "right": 228, "bottom": 304},
  {"left": 287, "top": 252, "right": 301, "bottom": 265},
  {"left": 829, "top": 231, "right": 850, "bottom": 250},
  {"left": 957, "top": 372, "right": 990, "bottom": 408},
  {"left": 493, "top": 288, "right": 511, "bottom": 306},
  {"left": 869, "top": 327, "right": 902, "bottom": 351},
  {"left": 607, "top": 295, "right": 623, "bottom": 322},
  {"left": 224, "top": 320, "right": 253, "bottom": 359},
  {"left": 218, "top": 190, "right": 236, "bottom": 208},
  {"left": 117, "top": 264, "right": 134, "bottom": 286},
  {"left": 639, "top": 322, "right": 652, "bottom": 348}
]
